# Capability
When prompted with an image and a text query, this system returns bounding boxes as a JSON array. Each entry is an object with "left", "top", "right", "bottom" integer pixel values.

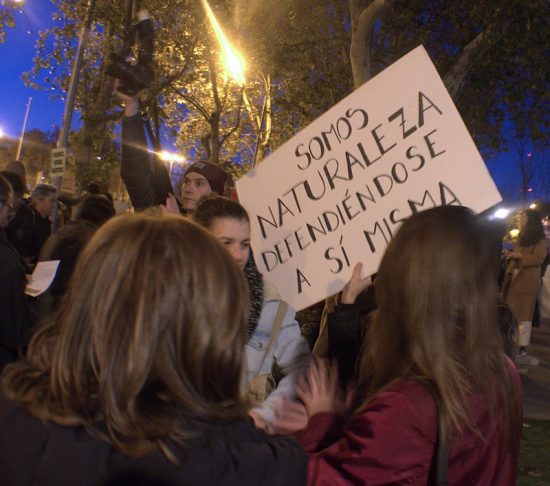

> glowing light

[
  {"left": 200, "top": 0, "right": 246, "bottom": 85},
  {"left": 493, "top": 208, "right": 510, "bottom": 219},
  {"left": 509, "top": 229, "right": 520, "bottom": 238},
  {"left": 159, "top": 151, "right": 185, "bottom": 164},
  {"left": 530, "top": 203, "right": 537, "bottom": 209},
  {"left": 0, "top": 128, "right": 4, "bottom": 139},
  {"left": 527, "top": 188, "right": 533, "bottom": 192}
]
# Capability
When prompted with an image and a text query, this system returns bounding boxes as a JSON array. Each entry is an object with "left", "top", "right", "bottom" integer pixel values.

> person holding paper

[
  {"left": 28, "top": 183, "right": 57, "bottom": 264},
  {"left": 276, "top": 206, "right": 522, "bottom": 485},
  {"left": 0, "top": 212, "right": 306, "bottom": 484},
  {"left": 193, "top": 196, "right": 311, "bottom": 433},
  {"left": 0, "top": 175, "right": 34, "bottom": 371},
  {"left": 37, "top": 194, "right": 116, "bottom": 315}
]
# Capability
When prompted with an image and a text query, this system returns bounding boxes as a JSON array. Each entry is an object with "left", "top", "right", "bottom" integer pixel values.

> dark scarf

[{"left": 244, "top": 252, "right": 264, "bottom": 339}]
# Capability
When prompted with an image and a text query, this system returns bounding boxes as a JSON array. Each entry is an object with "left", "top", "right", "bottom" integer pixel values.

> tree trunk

[
  {"left": 349, "top": 0, "right": 391, "bottom": 89},
  {"left": 208, "top": 55, "right": 222, "bottom": 165},
  {"left": 443, "top": 31, "right": 485, "bottom": 99}
]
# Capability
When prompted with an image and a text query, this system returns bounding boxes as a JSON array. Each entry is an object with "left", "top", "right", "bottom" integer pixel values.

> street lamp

[
  {"left": 200, "top": 0, "right": 246, "bottom": 85},
  {"left": 492, "top": 208, "right": 510, "bottom": 219},
  {"left": 159, "top": 151, "right": 185, "bottom": 175}
]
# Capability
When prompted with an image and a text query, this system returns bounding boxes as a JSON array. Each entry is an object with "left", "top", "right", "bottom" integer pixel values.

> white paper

[
  {"left": 236, "top": 46, "right": 501, "bottom": 311},
  {"left": 25, "top": 260, "right": 61, "bottom": 297}
]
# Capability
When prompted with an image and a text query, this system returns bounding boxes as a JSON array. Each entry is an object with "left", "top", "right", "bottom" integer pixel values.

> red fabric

[{"left": 298, "top": 363, "right": 522, "bottom": 485}]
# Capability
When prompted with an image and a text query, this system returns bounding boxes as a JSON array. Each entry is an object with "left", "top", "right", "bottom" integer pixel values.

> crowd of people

[{"left": 0, "top": 84, "right": 547, "bottom": 485}]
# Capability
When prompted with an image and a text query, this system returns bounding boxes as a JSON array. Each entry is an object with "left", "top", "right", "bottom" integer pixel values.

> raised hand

[
  {"left": 113, "top": 79, "right": 139, "bottom": 117},
  {"left": 297, "top": 358, "right": 342, "bottom": 418},
  {"left": 341, "top": 262, "right": 371, "bottom": 305},
  {"left": 160, "top": 193, "right": 181, "bottom": 215},
  {"left": 272, "top": 398, "right": 309, "bottom": 435}
]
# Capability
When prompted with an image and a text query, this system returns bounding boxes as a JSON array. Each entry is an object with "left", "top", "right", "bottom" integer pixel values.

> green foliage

[
  {"left": 368, "top": 0, "right": 549, "bottom": 158},
  {"left": 21, "top": 0, "right": 549, "bottom": 191},
  {"left": 0, "top": 5, "right": 16, "bottom": 44}
]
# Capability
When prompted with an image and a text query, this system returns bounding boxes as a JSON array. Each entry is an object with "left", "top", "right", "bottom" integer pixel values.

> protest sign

[{"left": 236, "top": 46, "right": 501, "bottom": 311}]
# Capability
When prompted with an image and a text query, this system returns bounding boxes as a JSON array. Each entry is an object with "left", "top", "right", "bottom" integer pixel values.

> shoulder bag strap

[
  {"left": 425, "top": 382, "right": 450, "bottom": 486},
  {"left": 253, "top": 301, "right": 288, "bottom": 378}
]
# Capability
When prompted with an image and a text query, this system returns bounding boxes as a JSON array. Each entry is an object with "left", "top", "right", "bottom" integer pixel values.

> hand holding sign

[{"left": 341, "top": 263, "right": 371, "bottom": 305}]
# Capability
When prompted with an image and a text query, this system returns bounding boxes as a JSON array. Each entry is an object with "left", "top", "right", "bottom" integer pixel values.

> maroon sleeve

[
  {"left": 305, "top": 386, "right": 437, "bottom": 486},
  {"left": 297, "top": 413, "right": 346, "bottom": 453}
]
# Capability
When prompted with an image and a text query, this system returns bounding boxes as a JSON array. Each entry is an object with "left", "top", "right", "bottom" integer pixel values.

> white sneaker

[{"left": 516, "top": 352, "right": 540, "bottom": 367}]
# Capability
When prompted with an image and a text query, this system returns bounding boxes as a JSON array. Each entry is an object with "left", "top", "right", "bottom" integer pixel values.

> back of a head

[
  {"left": 519, "top": 208, "right": 545, "bottom": 247},
  {"left": 360, "top": 205, "right": 511, "bottom": 429},
  {"left": 85, "top": 182, "right": 101, "bottom": 195},
  {"left": 72, "top": 194, "right": 116, "bottom": 225},
  {"left": 3, "top": 160, "right": 26, "bottom": 185},
  {"left": 0, "top": 173, "right": 13, "bottom": 203},
  {"left": 3, "top": 212, "right": 250, "bottom": 458},
  {"left": 31, "top": 183, "right": 57, "bottom": 200},
  {"left": 193, "top": 195, "right": 249, "bottom": 229},
  {"left": 0, "top": 171, "right": 24, "bottom": 198}
]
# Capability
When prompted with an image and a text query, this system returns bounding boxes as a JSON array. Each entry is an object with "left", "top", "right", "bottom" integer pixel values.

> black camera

[{"left": 107, "top": 10, "right": 155, "bottom": 95}]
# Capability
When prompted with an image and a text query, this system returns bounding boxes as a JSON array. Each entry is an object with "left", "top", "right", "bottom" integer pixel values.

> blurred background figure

[
  {"left": 38, "top": 194, "right": 116, "bottom": 316},
  {"left": 28, "top": 183, "right": 57, "bottom": 265},
  {"left": 0, "top": 174, "right": 34, "bottom": 372},
  {"left": 502, "top": 209, "right": 548, "bottom": 366},
  {"left": 0, "top": 170, "right": 34, "bottom": 266}
]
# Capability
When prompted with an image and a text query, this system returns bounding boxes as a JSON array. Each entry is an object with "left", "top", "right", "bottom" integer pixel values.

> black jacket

[
  {"left": 0, "top": 391, "right": 307, "bottom": 486},
  {"left": 5, "top": 198, "right": 35, "bottom": 263},
  {"left": 28, "top": 207, "right": 52, "bottom": 265},
  {"left": 121, "top": 114, "right": 174, "bottom": 210},
  {"left": 0, "top": 232, "right": 34, "bottom": 357}
]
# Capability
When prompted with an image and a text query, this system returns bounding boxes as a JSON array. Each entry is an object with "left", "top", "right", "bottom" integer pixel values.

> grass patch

[{"left": 519, "top": 420, "right": 550, "bottom": 485}]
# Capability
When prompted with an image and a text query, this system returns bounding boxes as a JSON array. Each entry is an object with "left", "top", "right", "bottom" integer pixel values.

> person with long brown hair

[
  {"left": 0, "top": 213, "right": 306, "bottom": 485},
  {"left": 502, "top": 208, "right": 548, "bottom": 366},
  {"left": 277, "top": 205, "right": 522, "bottom": 485}
]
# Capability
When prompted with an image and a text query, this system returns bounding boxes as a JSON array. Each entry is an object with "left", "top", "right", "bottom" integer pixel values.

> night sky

[
  {"left": 0, "top": 1, "right": 539, "bottom": 204},
  {"left": 0, "top": 1, "right": 64, "bottom": 137}
]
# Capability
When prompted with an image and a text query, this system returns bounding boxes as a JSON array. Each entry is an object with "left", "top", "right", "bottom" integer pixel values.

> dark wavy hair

[
  {"left": 2, "top": 213, "right": 250, "bottom": 462},
  {"left": 518, "top": 209, "right": 545, "bottom": 247}
]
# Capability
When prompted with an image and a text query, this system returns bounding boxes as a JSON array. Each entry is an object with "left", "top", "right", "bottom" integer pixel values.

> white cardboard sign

[{"left": 236, "top": 46, "right": 501, "bottom": 311}]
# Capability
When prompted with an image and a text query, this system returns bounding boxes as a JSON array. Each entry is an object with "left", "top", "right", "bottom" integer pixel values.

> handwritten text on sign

[{"left": 236, "top": 46, "right": 501, "bottom": 311}]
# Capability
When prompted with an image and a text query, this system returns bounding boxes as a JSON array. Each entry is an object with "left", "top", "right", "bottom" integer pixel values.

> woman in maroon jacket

[{"left": 280, "top": 206, "right": 523, "bottom": 485}]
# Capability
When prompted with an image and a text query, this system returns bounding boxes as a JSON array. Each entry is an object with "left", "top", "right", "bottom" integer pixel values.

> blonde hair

[{"left": 3, "top": 213, "right": 250, "bottom": 460}]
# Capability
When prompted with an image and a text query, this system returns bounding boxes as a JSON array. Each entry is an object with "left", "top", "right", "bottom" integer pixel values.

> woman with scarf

[{"left": 194, "top": 196, "right": 311, "bottom": 433}]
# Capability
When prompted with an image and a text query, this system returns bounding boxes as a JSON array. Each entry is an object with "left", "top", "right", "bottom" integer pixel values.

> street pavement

[{"left": 520, "top": 320, "right": 550, "bottom": 420}]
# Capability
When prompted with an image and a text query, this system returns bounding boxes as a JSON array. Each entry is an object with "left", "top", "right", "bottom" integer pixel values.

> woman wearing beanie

[{"left": 194, "top": 196, "right": 311, "bottom": 433}]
